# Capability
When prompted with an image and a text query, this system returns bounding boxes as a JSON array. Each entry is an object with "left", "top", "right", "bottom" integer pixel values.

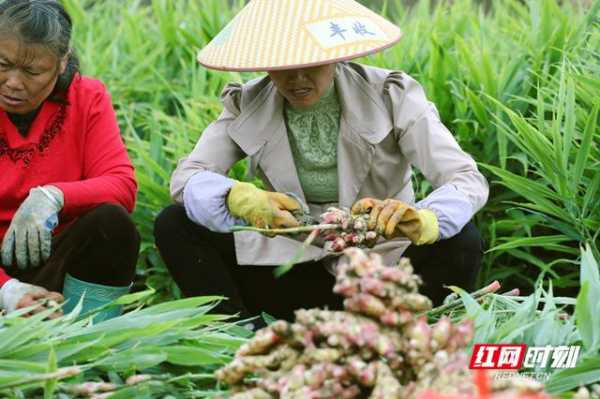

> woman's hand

[
  {"left": 16, "top": 290, "right": 64, "bottom": 319},
  {"left": 352, "top": 198, "right": 421, "bottom": 241},
  {"left": 227, "top": 182, "right": 301, "bottom": 229},
  {"left": 352, "top": 197, "right": 439, "bottom": 245},
  {"left": 1, "top": 186, "right": 64, "bottom": 269},
  {"left": 0, "top": 279, "right": 64, "bottom": 319}
]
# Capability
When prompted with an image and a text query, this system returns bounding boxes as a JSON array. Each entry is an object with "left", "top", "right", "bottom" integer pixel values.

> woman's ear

[{"left": 58, "top": 52, "right": 69, "bottom": 75}]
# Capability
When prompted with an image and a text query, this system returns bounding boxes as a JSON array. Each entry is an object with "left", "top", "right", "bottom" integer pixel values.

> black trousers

[
  {"left": 7, "top": 204, "right": 140, "bottom": 292},
  {"left": 154, "top": 204, "right": 482, "bottom": 321}
]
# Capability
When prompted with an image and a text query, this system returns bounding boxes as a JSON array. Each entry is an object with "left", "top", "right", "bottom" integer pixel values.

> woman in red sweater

[{"left": 0, "top": 0, "right": 139, "bottom": 321}]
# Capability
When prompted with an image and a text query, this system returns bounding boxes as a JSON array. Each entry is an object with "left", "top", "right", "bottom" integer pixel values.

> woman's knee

[
  {"left": 449, "top": 221, "right": 483, "bottom": 288},
  {"left": 87, "top": 204, "right": 140, "bottom": 248},
  {"left": 88, "top": 204, "right": 139, "bottom": 274},
  {"left": 153, "top": 204, "right": 237, "bottom": 274},
  {"left": 68, "top": 204, "right": 139, "bottom": 285},
  {"left": 153, "top": 204, "right": 189, "bottom": 246},
  {"left": 450, "top": 221, "right": 482, "bottom": 254}
]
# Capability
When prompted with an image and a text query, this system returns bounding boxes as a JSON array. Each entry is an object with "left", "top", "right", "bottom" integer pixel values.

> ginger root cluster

[{"left": 216, "top": 248, "right": 491, "bottom": 398}]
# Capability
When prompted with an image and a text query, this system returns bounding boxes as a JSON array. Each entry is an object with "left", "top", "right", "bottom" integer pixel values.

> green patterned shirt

[{"left": 284, "top": 85, "right": 340, "bottom": 203}]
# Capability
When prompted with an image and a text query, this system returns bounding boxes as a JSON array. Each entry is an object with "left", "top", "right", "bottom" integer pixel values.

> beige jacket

[{"left": 171, "top": 62, "right": 488, "bottom": 266}]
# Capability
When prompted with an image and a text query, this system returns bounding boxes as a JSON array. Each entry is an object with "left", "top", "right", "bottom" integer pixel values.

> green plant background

[
  {"left": 1, "top": 1, "right": 599, "bottom": 397},
  {"left": 60, "top": 0, "right": 599, "bottom": 302}
]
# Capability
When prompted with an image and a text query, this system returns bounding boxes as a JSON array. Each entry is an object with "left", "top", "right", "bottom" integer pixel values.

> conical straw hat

[{"left": 197, "top": 0, "right": 402, "bottom": 72}]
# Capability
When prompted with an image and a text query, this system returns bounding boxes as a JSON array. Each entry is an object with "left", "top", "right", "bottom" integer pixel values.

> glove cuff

[
  {"left": 0, "top": 279, "right": 42, "bottom": 312},
  {"left": 227, "top": 181, "right": 257, "bottom": 218},
  {"left": 415, "top": 209, "right": 440, "bottom": 246},
  {"left": 36, "top": 185, "right": 64, "bottom": 210}
]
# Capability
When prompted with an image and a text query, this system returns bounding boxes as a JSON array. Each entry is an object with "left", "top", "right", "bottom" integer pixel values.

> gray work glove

[
  {"left": 1, "top": 186, "right": 64, "bottom": 269},
  {"left": 0, "top": 278, "right": 64, "bottom": 317},
  {"left": 0, "top": 278, "right": 47, "bottom": 312}
]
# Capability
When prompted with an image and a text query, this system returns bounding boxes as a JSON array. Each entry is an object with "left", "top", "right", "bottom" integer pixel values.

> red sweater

[{"left": 0, "top": 76, "right": 137, "bottom": 287}]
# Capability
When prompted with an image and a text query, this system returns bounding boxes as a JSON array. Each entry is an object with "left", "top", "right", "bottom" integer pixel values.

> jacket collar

[
  {"left": 228, "top": 63, "right": 391, "bottom": 151},
  {"left": 334, "top": 62, "right": 392, "bottom": 144},
  {"left": 226, "top": 63, "right": 393, "bottom": 206},
  {"left": 227, "top": 79, "right": 283, "bottom": 156}
]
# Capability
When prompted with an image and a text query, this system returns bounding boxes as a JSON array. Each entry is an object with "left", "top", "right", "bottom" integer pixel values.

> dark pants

[
  {"left": 154, "top": 204, "right": 482, "bottom": 321},
  {"left": 404, "top": 221, "right": 482, "bottom": 305},
  {"left": 7, "top": 204, "right": 140, "bottom": 292}
]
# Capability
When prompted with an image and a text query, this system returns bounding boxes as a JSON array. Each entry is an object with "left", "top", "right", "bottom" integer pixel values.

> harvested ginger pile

[{"left": 216, "top": 248, "right": 548, "bottom": 399}]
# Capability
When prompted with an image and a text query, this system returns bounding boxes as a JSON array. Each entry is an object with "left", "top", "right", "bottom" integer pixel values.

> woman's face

[
  {"left": 0, "top": 36, "right": 66, "bottom": 114},
  {"left": 268, "top": 63, "right": 336, "bottom": 108}
]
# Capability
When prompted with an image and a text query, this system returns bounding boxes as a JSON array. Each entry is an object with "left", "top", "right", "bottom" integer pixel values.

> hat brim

[
  {"left": 196, "top": 0, "right": 403, "bottom": 72},
  {"left": 197, "top": 33, "right": 402, "bottom": 72}
]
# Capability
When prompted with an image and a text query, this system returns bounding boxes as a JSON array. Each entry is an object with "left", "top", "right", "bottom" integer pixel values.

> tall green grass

[
  {"left": 61, "top": 0, "right": 599, "bottom": 300},
  {"left": 1, "top": 2, "right": 597, "bottom": 396},
  {"left": 0, "top": 292, "right": 248, "bottom": 398},
  {"left": 453, "top": 245, "right": 600, "bottom": 393},
  {"left": 2, "top": 249, "right": 598, "bottom": 397}
]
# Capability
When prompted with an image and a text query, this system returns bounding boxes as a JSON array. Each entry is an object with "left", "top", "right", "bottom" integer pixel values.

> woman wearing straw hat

[
  {"left": 0, "top": 0, "right": 139, "bottom": 321},
  {"left": 154, "top": 0, "right": 488, "bottom": 325}
]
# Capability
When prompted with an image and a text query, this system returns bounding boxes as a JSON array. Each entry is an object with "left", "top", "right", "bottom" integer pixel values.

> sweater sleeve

[
  {"left": 0, "top": 267, "right": 10, "bottom": 287},
  {"left": 52, "top": 85, "right": 137, "bottom": 219}
]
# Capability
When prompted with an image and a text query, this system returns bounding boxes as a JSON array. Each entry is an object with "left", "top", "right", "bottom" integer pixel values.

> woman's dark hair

[{"left": 0, "top": 0, "right": 80, "bottom": 103}]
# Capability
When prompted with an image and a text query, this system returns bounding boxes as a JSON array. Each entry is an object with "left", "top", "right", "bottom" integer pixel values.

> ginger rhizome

[{"left": 217, "top": 249, "right": 542, "bottom": 398}]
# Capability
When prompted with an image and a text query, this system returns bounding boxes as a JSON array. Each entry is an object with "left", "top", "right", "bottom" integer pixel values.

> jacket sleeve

[
  {"left": 170, "top": 83, "right": 246, "bottom": 204},
  {"left": 182, "top": 171, "right": 247, "bottom": 232},
  {"left": 52, "top": 84, "right": 137, "bottom": 219},
  {"left": 384, "top": 72, "right": 489, "bottom": 239}
]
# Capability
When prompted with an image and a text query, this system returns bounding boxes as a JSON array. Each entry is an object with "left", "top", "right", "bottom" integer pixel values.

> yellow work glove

[
  {"left": 351, "top": 198, "right": 439, "bottom": 245},
  {"left": 227, "top": 182, "right": 301, "bottom": 229}
]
